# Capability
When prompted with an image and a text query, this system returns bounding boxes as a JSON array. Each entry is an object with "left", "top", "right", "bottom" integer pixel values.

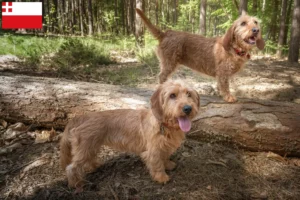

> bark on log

[
  {"left": 191, "top": 97, "right": 300, "bottom": 157},
  {"left": 1, "top": 73, "right": 300, "bottom": 156}
]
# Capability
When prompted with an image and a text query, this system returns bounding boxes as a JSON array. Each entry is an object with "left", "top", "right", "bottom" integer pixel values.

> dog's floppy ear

[
  {"left": 195, "top": 90, "right": 201, "bottom": 108},
  {"left": 150, "top": 86, "right": 164, "bottom": 121},
  {"left": 191, "top": 89, "right": 201, "bottom": 108},
  {"left": 223, "top": 25, "right": 234, "bottom": 51},
  {"left": 256, "top": 31, "right": 265, "bottom": 50}
]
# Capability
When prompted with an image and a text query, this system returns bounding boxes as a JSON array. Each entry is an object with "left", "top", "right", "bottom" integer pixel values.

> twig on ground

[
  {"left": 109, "top": 184, "right": 119, "bottom": 200},
  {"left": 5, "top": 154, "right": 50, "bottom": 175},
  {"left": 206, "top": 159, "right": 228, "bottom": 168}
]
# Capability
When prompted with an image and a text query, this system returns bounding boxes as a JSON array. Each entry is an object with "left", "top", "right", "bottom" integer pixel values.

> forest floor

[{"left": 1, "top": 54, "right": 300, "bottom": 200}]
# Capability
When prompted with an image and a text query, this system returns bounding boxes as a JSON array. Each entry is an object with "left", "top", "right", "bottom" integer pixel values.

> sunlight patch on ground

[
  {"left": 121, "top": 98, "right": 147, "bottom": 109},
  {"left": 56, "top": 84, "right": 78, "bottom": 91},
  {"left": 237, "top": 82, "right": 293, "bottom": 92}
]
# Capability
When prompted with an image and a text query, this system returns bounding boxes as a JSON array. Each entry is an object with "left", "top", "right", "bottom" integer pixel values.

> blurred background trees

[{"left": 0, "top": 0, "right": 299, "bottom": 62}]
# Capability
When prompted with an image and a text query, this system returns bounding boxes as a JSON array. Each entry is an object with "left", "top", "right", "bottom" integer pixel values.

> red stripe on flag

[
  {"left": 2, "top": 2, "right": 6, "bottom": 6},
  {"left": 2, "top": 16, "right": 42, "bottom": 29},
  {"left": 8, "top": 2, "right": 12, "bottom": 6}
]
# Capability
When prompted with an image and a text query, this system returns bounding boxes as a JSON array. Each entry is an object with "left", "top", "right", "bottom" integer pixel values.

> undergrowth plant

[{"left": 51, "top": 38, "right": 114, "bottom": 73}]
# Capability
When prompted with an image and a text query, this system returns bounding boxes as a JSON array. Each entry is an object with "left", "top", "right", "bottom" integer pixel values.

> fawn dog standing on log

[
  {"left": 136, "top": 9, "right": 265, "bottom": 102},
  {"left": 60, "top": 81, "right": 200, "bottom": 192}
]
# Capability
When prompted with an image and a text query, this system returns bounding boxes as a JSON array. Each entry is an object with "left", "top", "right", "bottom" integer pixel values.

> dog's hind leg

[
  {"left": 156, "top": 48, "right": 178, "bottom": 83},
  {"left": 158, "top": 60, "right": 178, "bottom": 83},
  {"left": 66, "top": 140, "right": 99, "bottom": 192}
]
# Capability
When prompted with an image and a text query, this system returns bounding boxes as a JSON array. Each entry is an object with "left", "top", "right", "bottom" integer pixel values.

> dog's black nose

[
  {"left": 252, "top": 28, "right": 259, "bottom": 33},
  {"left": 183, "top": 105, "right": 192, "bottom": 115}
]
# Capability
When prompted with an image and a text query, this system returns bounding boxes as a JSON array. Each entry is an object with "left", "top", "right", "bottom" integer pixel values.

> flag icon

[{"left": 2, "top": 2, "right": 42, "bottom": 29}]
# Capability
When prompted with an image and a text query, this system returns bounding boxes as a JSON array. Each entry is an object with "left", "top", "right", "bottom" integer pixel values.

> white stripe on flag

[{"left": 2, "top": 2, "right": 42, "bottom": 16}]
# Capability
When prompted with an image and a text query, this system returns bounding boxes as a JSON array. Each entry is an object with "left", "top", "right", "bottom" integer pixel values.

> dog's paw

[
  {"left": 224, "top": 95, "right": 237, "bottom": 103},
  {"left": 152, "top": 172, "right": 170, "bottom": 184},
  {"left": 165, "top": 160, "right": 176, "bottom": 171}
]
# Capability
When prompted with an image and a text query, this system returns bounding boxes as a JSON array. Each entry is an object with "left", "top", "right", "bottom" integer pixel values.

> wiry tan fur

[
  {"left": 60, "top": 81, "right": 200, "bottom": 192},
  {"left": 136, "top": 9, "right": 265, "bottom": 102}
]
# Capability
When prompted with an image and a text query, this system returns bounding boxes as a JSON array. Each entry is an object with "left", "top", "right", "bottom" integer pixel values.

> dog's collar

[
  {"left": 160, "top": 122, "right": 180, "bottom": 135},
  {"left": 233, "top": 48, "right": 251, "bottom": 59}
]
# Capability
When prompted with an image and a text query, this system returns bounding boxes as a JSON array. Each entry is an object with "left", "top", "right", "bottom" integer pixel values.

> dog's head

[
  {"left": 223, "top": 12, "right": 265, "bottom": 51},
  {"left": 150, "top": 80, "right": 200, "bottom": 132}
]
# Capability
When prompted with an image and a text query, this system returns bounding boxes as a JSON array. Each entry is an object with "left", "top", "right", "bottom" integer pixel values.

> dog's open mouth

[
  {"left": 245, "top": 36, "right": 256, "bottom": 45},
  {"left": 177, "top": 116, "right": 191, "bottom": 132}
]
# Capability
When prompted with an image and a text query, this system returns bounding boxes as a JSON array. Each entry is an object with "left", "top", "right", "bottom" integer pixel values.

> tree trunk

[
  {"left": 126, "top": 0, "right": 131, "bottom": 34},
  {"left": 284, "top": 0, "right": 293, "bottom": 45},
  {"left": 1, "top": 74, "right": 300, "bottom": 156},
  {"left": 57, "top": 0, "right": 61, "bottom": 33},
  {"left": 155, "top": 0, "right": 159, "bottom": 25},
  {"left": 68, "top": 0, "right": 73, "bottom": 34},
  {"left": 121, "top": 0, "right": 126, "bottom": 35},
  {"left": 252, "top": 0, "right": 258, "bottom": 14},
  {"left": 114, "top": 0, "right": 119, "bottom": 34},
  {"left": 87, "top": 0, "right": 93, "bottom": 35},
  {"left": 70, "top": 0, "right": 75, "bottom": 34},
  {"left": 135, "top": 0, "right": 145, "bottom": 47},
  {"left": 161, "top": 0, "right": 165, "bottom": 29},
  {"left": 60, "top": 0, "right": 65, "bottom": 33},
  {"left": 166, "top": 0, "right": 170, "bottom": 24},
  {"left": 288, "top": 0, "right": 300, "bottom": 63},
  {"left": 191, "top": 8, "right": 195, "bottom": 33},
  {"left": 199, "top": 0, "right": 207, "bottom": 36},
  {"left": 82, "top": 0, "right": 88, "bottom": 33},
  {"left": 173, "top": 0, "right": 177, "bottom": 26},
  {"left": 270, "top": 0, "right": 280, "bottom": 42},
  {"left": 53, "top": 0, "right": 59, "bottom": 33},
  {"left": 239, "top": 0, "right": 248, "bottom": 15},
  {"left": 130, "top": 0, "right": 135, "bottom": 34},
  {"left": 277, "top": 0, "right": 288, "bottom": 58},
  {"left": 78, "top": 0, "right": 84, "bottom": 36}
]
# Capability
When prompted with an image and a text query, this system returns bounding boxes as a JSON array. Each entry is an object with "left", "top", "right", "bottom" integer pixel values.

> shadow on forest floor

[{"left": 1, "top": 139, "right": 300, "bottom": 200}]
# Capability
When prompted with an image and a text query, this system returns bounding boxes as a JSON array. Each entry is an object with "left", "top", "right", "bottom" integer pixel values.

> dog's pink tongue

[{"left": 178, "top": 117, "right": 191, "bottom": 132}]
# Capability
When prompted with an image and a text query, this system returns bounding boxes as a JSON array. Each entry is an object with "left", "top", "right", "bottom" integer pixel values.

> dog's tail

[
  {"left": 136, "top": 8, "right": 164, "bottom": 41},
  {"left": 60, "top": 129, "right": 72, "bottom": 171}
]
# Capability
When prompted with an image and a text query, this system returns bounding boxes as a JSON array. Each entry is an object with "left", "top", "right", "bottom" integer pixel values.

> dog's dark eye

[
  {"left": 254, "top": 21, "right": 258, "bottom": 25},
  {"left": 170, "top": 93, "right": 176, "bottom": 99},
  {"left": 241, "top": 22, "right": 246, "bottom": 26},
  {"left": 187, "top": 92, "right": 192, "bottom": 97}
]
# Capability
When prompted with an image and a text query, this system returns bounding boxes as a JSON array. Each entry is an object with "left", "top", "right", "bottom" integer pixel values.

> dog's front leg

[
  {"left": 217, "top": 76, "right": 237, "bottom": 103},
  {"left": 141, "top": 150, "right": 170, "bottom": 184},
  {"left": 164, "top": 160, "right": 176, "bottom": 171},
  {"left": 163, "top": 150, "right": 176, "bottom": 170}
]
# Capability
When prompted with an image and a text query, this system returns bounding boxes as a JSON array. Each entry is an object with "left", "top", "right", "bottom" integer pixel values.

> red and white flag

[{"left": 2, "top": 2, "right": 42, "bottom": 29}]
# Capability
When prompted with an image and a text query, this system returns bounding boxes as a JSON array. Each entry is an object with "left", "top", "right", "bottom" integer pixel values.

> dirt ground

[{"left": 0, "top": 55, "right": 300, "bottom": 200}]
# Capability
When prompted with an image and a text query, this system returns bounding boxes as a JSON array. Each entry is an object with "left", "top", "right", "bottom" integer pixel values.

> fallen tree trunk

[
  {"left": 0, "top": 73, "right": 153, "bottom": 129},
  {"left": 191, "top": 97, "right": 300, "bottom": 157},
  {"left": 1, "top": 73, "right": 300, "bottom": 156}
]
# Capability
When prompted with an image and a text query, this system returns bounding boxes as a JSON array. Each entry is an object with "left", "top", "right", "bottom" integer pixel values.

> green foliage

[
  {"left": 51, "top": 38, "right": 114, "bottom": 73},
  {"left": 0, "top": 34, "right": 64, "bottom": 67},
  {"left": 103, "top": 10, "right": 115, "bottom": 32},
  {"left": 264, "top": 40, "right": 289, "bottom": 55},
  {"left": 136, "top": 47, "right": 159, "bottom": 76},
  {"left": 176, "top": 0, "right": 200, "bottom": 31}
]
